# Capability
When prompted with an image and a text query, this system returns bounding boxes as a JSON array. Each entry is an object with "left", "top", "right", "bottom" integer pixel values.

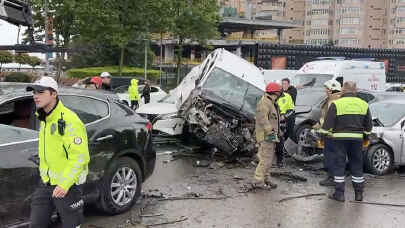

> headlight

[{"left": 156, "top": 113, "right": 179, "bottom": 120}]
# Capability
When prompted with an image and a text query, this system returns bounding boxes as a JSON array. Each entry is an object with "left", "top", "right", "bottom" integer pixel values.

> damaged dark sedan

[{"left": 0, "top": 83, "right": 156, "bottom": 227}]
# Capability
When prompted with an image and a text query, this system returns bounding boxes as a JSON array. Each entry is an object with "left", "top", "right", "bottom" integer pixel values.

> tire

[
  {"left": 294, "top": 124, "right": 312, "bottom": 146},
  {"left": 365, "top": 144, "right": 394, "bottom": 176},
  {"left": 97, "top": 157, "right": 142, "bottom": 215}
]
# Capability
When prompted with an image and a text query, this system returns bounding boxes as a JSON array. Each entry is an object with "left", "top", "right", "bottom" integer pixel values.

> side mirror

[{"left": 401, "top": 120, "right": 405, "bottom": 129}]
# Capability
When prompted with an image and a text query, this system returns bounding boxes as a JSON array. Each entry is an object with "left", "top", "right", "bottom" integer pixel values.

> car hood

[{"left": 136, "top": 103, "right": 178, "bottom": 115}]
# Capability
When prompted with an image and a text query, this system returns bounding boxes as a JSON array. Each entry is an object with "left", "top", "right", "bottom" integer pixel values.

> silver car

[{"left": 367, "top": 99, "right": 405, "bottom": 175}]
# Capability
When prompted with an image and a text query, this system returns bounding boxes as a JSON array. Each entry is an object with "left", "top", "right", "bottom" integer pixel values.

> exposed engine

[{"left": 185, "top": 96, "right": 256, "bottom": 156}]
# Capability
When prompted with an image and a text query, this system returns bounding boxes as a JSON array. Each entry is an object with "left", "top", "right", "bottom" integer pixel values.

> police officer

[
  {"left": 27, "top": 77, "right": 90, "bottom": 228},
  {"left": 253, "top": 82, "right": 282, "bottom": 189},
  {"left": 100, "top": 72, "right": 112, "bottom": 91},
  {"left": 141, "top": 80, "right": 151, "bottom": 104},
  {"left": 313, "top": 79, "right": 342, "bottom": 186},
  {"left": 321, "top": 81, "right": 372, "bottom": 202},
  {"left": 128, "top": 78, "right": 140, "bottom": 110},
  {"left": 276, "top": 90, "right": 294, "bottom": 167}
]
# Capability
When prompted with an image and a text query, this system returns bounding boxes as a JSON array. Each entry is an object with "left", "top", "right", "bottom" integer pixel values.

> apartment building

[
  {"left": 387, "top": 0, "right": 405, "bottom": 48},
  {"left": 304, "top": 0, "right": 335, "bottom": 46}
]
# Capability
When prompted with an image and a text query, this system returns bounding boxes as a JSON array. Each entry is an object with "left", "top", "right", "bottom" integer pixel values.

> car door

[
  {"left": 0, "top": 125, "right": 40, "bottom": 227},
  {"left": 59, "top": 95, "right": 116, "bottom": 196}
]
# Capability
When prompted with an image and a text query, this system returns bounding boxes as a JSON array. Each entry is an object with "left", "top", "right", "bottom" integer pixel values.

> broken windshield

[{"left": 201, "top": 67, "right": 263, "bottom": 116}]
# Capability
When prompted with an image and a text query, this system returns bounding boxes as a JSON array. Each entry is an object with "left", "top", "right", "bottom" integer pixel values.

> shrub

[
  {"left": 66, "top": 66, "right": 160, "bottom": 81},
  {"left": 4, "top": 72, "right": 32, "bottom": 82}
]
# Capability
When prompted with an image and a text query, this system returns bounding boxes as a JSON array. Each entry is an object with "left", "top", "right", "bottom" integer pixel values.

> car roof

[{"left": 0, "top": 82, "right": 119, "bottom": 103}]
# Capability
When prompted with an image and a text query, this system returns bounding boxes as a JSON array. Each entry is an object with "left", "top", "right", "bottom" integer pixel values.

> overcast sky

[{"left": 0, "top": 21, "right": 44, "bottom": 59}]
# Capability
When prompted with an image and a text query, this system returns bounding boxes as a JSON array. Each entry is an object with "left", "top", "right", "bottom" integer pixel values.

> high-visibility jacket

[
  {"left": 277, "top": 92, "right": 294, "bottom": 115},
  {"left": 128, "top": 79, "right": 140, "bottom": 101},
  {"left": 37, "top": 100, "right": 90, "bottom": 191},
  {"left": 321, "top": 93, "right": 372, "bottom": 140},
  {"left": 313, "top": 92, "right": 342, "bottom": 129}
]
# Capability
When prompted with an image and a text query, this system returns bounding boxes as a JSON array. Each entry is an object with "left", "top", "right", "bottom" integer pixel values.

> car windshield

[
  {"left": 202, "top": 67, "right": 262, "bottom": 115},
  {"left": 295, "top": 88, "right": 325, "bottom": 106},
  {"left": 370, "top": 102, "right": 405, "bottom": 126},
  {"left": 158, "top": 94, "right": 176, "bottom": 104},
  {"left": 293, "top": 74, "right": 333, "bottom": 87}
]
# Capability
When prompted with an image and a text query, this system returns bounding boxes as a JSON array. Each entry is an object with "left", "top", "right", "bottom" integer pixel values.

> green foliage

[
  {"left": 27, "top": 56, "right": 42, "bottom": 69},
  {"left": 14, "top": 53, "right": 31, "bottom": 65},
  {"left": 0, "top": 51, "right": 13, "bottom": 65},
  {"left": 4, "top": 72, "right": 31, "bottom": 82},
  {"left": 66, "top": 66, "right": 160, "bottom": 80}
]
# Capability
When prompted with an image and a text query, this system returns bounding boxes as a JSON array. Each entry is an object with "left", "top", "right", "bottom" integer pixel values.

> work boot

[
  {"left": 251, "top": 179, "right": 272, "bottom": 190},
  {"left": 329, "top": 182, "right": 345, "bottom": 202},
  {"left": 319, "top": 176, "right": 335, "bottom": 187},
  {"left": 264, "top": 178, "right": 278, "bottom": 189},
  {"left": 353, "top": 182, "right": 364, "bottom": 202}
]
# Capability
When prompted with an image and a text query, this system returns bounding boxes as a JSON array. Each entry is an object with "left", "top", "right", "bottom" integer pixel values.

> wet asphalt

[{"left": 80, "top": 141, "right": 405, "bottom": 228}]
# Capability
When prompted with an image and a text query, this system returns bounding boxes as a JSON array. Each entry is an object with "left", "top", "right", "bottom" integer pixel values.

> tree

[
  {"left": 0, "top": 51, "right": 13, "bottom": 72},
  {"left": 76, "top": 0, "right": 150, "bottom": 76},
  {"left": 27, "top": 56, "right": 42, "bottom": 71},
  {"left": 170, "top": 0, "right": 220, "bottom": 84},
  {"left": 15, "top": 53, "right": 31, "bottom": 71}
]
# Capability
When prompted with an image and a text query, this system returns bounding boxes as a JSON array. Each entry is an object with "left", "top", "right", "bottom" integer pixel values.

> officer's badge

[
  {"left": 50, "top": 123, "right": 57, "bottom": 135},
  {"left": 74, "top": 137, "right": 82, "bottom": 145}
]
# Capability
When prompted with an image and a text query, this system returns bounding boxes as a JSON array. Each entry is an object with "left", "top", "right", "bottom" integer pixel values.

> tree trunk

[
  {"left": 119, "top": 46, "right": 125, "bottom": 76},
  {"left": 176, "top": 39, "right": 183, "bottom": 85}
]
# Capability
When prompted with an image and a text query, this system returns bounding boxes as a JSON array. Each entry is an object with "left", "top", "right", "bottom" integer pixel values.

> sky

[{"left": 0, "top": 21, "right": 45, "bottom": 59}]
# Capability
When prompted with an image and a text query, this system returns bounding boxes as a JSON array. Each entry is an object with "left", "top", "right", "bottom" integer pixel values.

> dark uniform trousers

[
  {"left": 323, "top": 138, "right": 336, "bottom": 177},
  {"left": 330, "top": 139, "right": 364, "bottom": 193},
  {"left": 30, "top": 183, "right": 84, "bottom": 228}
]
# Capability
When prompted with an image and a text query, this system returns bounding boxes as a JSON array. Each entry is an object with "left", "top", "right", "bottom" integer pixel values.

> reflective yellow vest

[
  {"left": 128, "top": 78, "right": 140, "bottom": 101},
  {"left": 277, "top": 92, "right": 295, "bottom": 114},
  {"left": 38, "top": 101, "right": 90, "bottom": 191}
]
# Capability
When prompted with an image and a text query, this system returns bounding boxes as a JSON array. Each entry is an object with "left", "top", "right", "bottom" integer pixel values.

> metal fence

[{"left": 158, "top": 66, "right": 192, "bottom": 92}]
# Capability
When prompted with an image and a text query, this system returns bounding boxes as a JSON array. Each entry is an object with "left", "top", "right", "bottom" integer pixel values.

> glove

[
  {"left": 266, "top": 133, "right": 279, "bottom": 142},
  {"left": 363, "top": 133, "right": 370, "bottom": 141}
]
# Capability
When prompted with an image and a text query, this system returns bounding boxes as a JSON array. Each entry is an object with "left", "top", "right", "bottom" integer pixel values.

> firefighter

[
  {"left": 128, "top": 78, "right": 140, "bottom": 110},
  {"left": 321, "top": 81, "right": 372, "bottom": 202},
  {"left": 313, "top": 79, "right": 342, "bottom": 186},
  {"left": 276, "top": 90, "right": 294, "bottom": 167},
  {"left": 26, "top": 77, "right": 90, "bottom": 228},
  {"left": 253, "top": 82, "right": 282, "bottom": 189}
]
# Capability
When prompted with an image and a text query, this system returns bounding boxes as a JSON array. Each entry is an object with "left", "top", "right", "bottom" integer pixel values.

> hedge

[
  {"left": 66, "top": 66, "right": 160, "bottom": 81},
  {"left": 4, "top": 72, "right": 32, "bottom": 82}
]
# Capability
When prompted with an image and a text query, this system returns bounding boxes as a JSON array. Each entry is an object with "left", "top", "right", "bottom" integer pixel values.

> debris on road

[
  {"left": 349, "top": 201, "right": 405, "bottom": 207},
  {"left": 194, "top": 160, "right": 211, "bottom": 167},
  {"left": 145, "top": 216, "right": 188, "bottom": 227},
  {"left": 270, "top": 171, "right": 308, "bottom": 182},
  {"left": 278, "top": 193, "right": 327, "bottom": 203},
  {"left": 158, "top": 195, "right": 230, "bottom": 202},
  {"left": 140, "top": 214, "right": 163, "bottom": 218}
]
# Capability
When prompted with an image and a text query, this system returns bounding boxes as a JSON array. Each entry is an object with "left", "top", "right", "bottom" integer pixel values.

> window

[
  {"left": 150, "top": 87, "right": 159, "bottom": 93},
  {"left": 201, "top": 67, "right": 261, "bottom": 115},
  {"left": 340, "top": 27, "right": 359, "bottom": 34},
  {"left": 339, "top": 7, "right": 360, "bottom": 14},
  {"left": 312, "top": 19, "right": 329, "bottom": 27},
  {"left": 339, "top": 39, "right": 360, "bottom": 46},
  {"left": 342, "top": 17, "right": 360, "bottom": 25},
  {"left": 60, "top": 95, "right": 109, "bottom": 124}
]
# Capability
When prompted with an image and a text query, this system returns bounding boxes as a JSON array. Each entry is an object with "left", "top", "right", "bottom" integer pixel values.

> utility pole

[
  {"left": 44, "top": 0, "right": 49, "bottom": 73},
  {"left": 144, "top": 39, "right": 147, "bottom": 80}
]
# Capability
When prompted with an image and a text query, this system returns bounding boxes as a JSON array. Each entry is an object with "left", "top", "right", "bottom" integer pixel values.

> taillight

[{"left": 146, "top": 122, "right": 152, "bottom": 131}]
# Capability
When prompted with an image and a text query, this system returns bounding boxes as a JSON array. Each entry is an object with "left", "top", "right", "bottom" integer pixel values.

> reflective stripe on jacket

[
  {"left": 128, "top": 78, "right": 140, "bottom": 101},
  {"left": 38, "top": 100, "right": 90, "bottom": 191},
  {"left": 277, "top": 92, "right": 294, "bottom": 114},
  {"left": 321, "top": 93, "right": 372, "bottom": 140},
  {"left": 255, "top": 93, "right": 280, "bottom": 143}
]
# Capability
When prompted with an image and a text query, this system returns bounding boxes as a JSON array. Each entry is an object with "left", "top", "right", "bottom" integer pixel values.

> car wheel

[
  {"left": 366, "top": 144, "right": 394, "bottom": 175},
  {"left": 295, "top": 124, "right": 312, "bottom": 147},
  {"left": 97, "top": 157, "right": 142, "bottom": 214}
]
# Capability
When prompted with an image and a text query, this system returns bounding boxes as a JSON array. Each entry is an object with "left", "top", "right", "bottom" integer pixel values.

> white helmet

[
  {"left": 324, "top": 79, "right": 341, "bottom": 91},
  {"left": 100, "top": 72, "right": 111, "bottom": 78}
]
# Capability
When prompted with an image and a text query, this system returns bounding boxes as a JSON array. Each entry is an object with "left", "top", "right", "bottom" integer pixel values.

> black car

[{"left": 0, "top": 83, "right": 156, "bottom": 227}]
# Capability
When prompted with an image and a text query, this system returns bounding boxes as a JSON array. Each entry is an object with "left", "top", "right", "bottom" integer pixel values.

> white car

[
  {"left": 136, "top": 94, "right": 185, "bottom": 136},
  {"left": 114, "top": 85, "right": 168, "bottom": 107}
]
